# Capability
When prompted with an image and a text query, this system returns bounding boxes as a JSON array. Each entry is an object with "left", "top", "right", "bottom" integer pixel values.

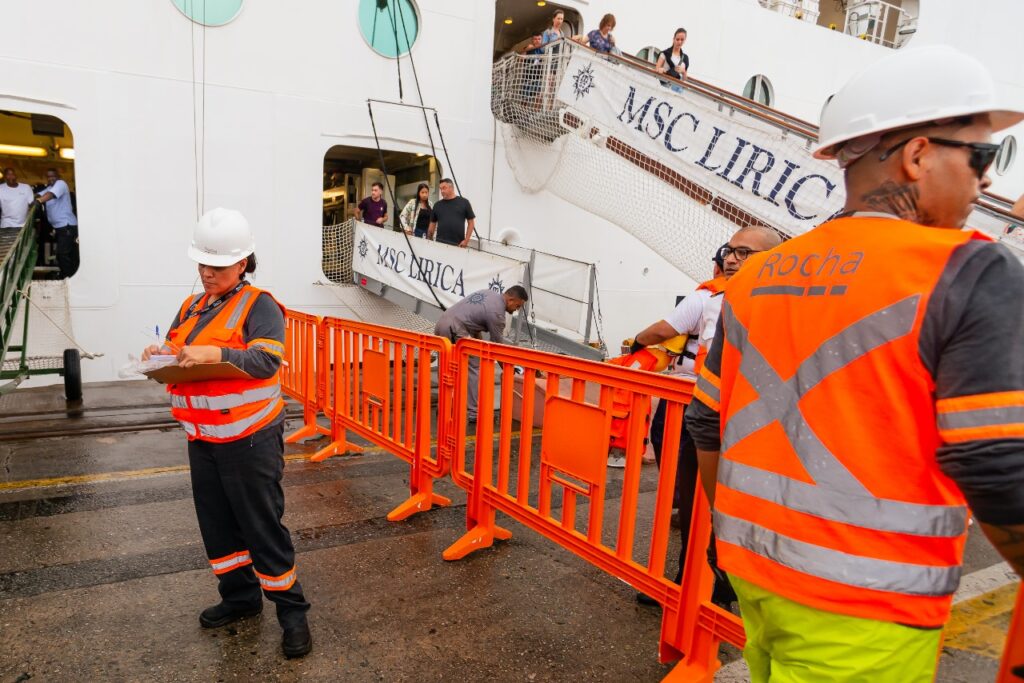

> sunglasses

[
  {"left": 878, "top": 137, "right": 1000, "bottom": 179},
  {"left": 717, "top": 245, "right": 762, "bottom": 262}
]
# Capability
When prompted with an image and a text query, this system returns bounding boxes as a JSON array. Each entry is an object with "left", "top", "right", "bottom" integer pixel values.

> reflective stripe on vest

[
  {"left": 186, "top": 385, "right": 280, "bottom": 411},
  {"left": 937, "top": 391, "right": 1024, "bottom": 443},
  {"left": 193, "top": 398, "right": 283, "bottom": 440},
  {"left": 209, "top": 551, "right": 252, "bottom": 575},
  {"left": 720, "top": 299, "right": 968, "bottom": 540},
  {"left": 255, "top": 566, "right": 296, "bottom": 591},
  {"left": 225, "top": 290, "right": 253, "bottom": 330},
  {"left": 714, "top": 511, "right": 961, "bottom": 596}
]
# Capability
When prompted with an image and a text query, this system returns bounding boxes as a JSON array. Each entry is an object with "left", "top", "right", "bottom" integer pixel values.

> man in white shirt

[
  {"left": 630, "top": 225, "right": 782, "bottom": 605},
  {"left": 0, "top": 168, "right": 35, "bottom": 229}
]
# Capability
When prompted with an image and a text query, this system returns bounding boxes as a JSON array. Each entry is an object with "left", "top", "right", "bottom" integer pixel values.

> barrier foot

[
  {"left": 285, "top": 423, "right": 329, "bottom": 444},
  {"left": 387, "top": 492, "right": 452, "bottom": 522},
  {"left": 310, "top": 439, "right": 363, "bottom": 463},
  {"left": 442, "top": 523, "right": 513, "bottom": 561},
  {"left": 660, "top": 661, "right": 718, "bottom": 683}
]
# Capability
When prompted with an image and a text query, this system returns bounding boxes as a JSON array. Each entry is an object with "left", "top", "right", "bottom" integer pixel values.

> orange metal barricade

[
  {"left": 312, "top": 317, "right": 453, "bottom": 521},
  {"left": 1000, "top": 584, "right": 1024, "bottom": 682},
  {"left": 660, "top": 483, "right": 745, "bottom": 681},
  {"left": 281, "top": 310, "right": 330, "bottom": 444},
  {"left": 442, "top": 338, "right": 736, "bottom": 676}
]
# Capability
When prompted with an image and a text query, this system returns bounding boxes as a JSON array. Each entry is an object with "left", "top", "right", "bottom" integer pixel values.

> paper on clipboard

[{"left": 144, "top": 361, "right": 254, "bottom": 384}]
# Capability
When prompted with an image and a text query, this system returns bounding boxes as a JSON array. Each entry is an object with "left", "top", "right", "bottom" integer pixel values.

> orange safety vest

[
  {"left": 166, "top": 284, "right": 286, "bottom": 443},
  {"left": 697, "top": 216, "right": 987, "bottom": 627},
  {"left": 692, "top": 275, "right": 727, "bottom": 376}
]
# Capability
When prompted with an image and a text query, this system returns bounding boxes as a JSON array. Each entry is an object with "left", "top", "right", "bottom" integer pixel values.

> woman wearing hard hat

[{"left": 142, "top": 207, "right": 312, "bottom": 658}]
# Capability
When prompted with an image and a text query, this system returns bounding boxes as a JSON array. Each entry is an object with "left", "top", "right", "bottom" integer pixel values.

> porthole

[
  {"left": 996, "top": 135, "right": 1017, "bottom": 176},
  {"left": 743, "top": 74, "right": 774, "bottom": 107},
  {"left": 358, "top": 0, "right": 420, "bottom": 58},
  {"left": 635, "top": 46, "right": 661, "bottom": 64},
  {"left": 171, "top": 0, "right": 244, "bottom": 27}
]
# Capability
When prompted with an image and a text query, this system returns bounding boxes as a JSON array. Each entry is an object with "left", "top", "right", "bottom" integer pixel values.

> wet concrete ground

[{"left": 0, "top": 381, "right": 1016, "bottom": 681}]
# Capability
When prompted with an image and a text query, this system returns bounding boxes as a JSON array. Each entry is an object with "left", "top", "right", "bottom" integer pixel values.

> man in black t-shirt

[{"left": 428, "top": 178, "right": 476, "bottom": 247}]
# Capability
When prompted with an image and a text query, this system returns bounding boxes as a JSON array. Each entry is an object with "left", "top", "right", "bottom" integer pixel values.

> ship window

[
  {"left": 358, "top": 0, "right": 420, "bottom": 58},
  {"left": 743, "top": 74, "right": 774, "bottom": 107},
  {"left": 170, "top": 0, "right": 244, "bottom": 26},
  {"left": 996, "top": 135, "right": 1017, "bottom": 176},
  {"left": 636, "top": 46, "right": 661, "bottom": 64}
]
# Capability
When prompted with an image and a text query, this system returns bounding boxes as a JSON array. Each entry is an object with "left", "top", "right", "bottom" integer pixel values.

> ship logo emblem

[
  {"left": 358, "top": 237, "right": 368, "bottom": 259},
  {"left": 488, "top": 276, "right": 503, "bottom": 292},
  {"left": 572, "top": 64, "right": 596, "bottom": 100}
]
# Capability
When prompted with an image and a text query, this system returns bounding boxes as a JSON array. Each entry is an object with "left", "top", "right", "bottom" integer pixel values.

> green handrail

[{"left": 0, "top": 205, "right": 40, "bottom": 388}]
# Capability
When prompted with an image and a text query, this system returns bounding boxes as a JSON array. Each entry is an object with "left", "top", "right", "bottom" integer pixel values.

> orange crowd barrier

[
  {"left": 441, "top": 338, "right": 731, "bottom": 676},
  {"left": 661, "top": 483, "right": 745, "bottom": 681},
  {"left": 281, "top": 310, "right": 330, "bottom": 444},
  {"left": 1000, "top": 584, "right": 1024, "bottom": 682},
  {"left": 311, "top": 317, "right": 453, "bottom": 521}
]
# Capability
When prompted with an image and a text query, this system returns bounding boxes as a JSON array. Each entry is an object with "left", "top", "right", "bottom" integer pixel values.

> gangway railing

[
  {"left": 0, "top": 207, "right": 83, "bottom": 399},
  {"left": 492, "top": 38, "right": 1024, "bottom": 285},
  {"left": 321, "top": 219, "right": 605, "bottom": 359}
]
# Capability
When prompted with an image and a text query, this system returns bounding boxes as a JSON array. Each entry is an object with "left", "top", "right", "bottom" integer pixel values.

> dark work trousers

[
  {"left": 54, "top": 225, "right": 79, "bottom": 279},
  {"left": 187, "top": 421, "right": 310, "bottom": 628},
  {"left": 652, "top": 399, "right": 737, "bottom": 601},
  {"left": 650, "top": 397, "right": 696, "bottom": 510}
]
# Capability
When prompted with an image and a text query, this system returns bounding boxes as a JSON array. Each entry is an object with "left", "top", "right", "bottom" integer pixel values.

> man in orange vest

[
  {"left": 629, "top": 227, "right": 781, "bottom": 606},
  {"left": 686, "top": 46, "right": 1024, "bottom": 680}
]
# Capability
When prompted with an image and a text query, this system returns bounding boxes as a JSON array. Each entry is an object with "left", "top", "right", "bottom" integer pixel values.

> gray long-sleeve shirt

[
  {"left": 686, "top": 239, "right": 1024, "bottom": 526},
  {"left": 434, "top": 289, "right": 508, "bottom": 342}
]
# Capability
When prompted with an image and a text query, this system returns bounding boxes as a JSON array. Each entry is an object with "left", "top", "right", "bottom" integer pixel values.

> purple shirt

[{"left": 358, "top": 196, "right": 387, "bottom": 226}]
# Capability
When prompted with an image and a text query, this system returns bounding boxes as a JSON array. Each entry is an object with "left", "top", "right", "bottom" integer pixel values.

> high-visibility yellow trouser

[{"left": 730, "top": 575, "right": 943, "bottom": 683}]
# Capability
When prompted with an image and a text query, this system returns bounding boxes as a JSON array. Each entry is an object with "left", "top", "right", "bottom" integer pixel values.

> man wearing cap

[{"left": 686, "top": 46, "right": 1024, "bottom": 680}]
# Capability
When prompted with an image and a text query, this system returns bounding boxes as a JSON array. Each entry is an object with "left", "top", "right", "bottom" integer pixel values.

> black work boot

[
  {"left": 282, "top": 617, "right": 313, "bottom": 659},
  {"left": 199, "top": 601, "right": 262, "bottom": 629}
]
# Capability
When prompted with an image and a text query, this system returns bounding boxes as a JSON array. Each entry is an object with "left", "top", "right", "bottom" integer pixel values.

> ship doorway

[
  {"left": 322, "top": 144, "right": 439, "bottom": 283},
  {"left": 0, "top": 110, "right": 76, "bottom": 280},
  {"left": 493, "top": 1, "right": 581, "bottom": 60}
]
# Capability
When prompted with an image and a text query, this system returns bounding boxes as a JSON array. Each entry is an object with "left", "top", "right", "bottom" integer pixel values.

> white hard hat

[
  {"left": 814, "top": 45, "right": 1024, "bottom": 160},
  {"left": 188, "top": 208, "right": 255, "bottom": 267}
]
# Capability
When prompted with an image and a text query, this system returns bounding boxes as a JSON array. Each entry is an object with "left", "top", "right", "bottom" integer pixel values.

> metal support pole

[{"left": 584, "top": 264, "right": 597, "bottom": 345}]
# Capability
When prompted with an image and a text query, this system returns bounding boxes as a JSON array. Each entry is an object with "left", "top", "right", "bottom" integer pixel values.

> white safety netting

[
  {"left": 6, "top": 280, "right": 80, "bottom": 371},
  {"left": 493, "top": 41, "right": 1024, "bottom": 280},
  {"left": 322, "top": 219, "right": 355, "bottom": 285}
]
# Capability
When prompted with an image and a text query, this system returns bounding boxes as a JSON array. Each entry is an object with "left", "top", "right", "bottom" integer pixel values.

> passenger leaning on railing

[
  {"left": 141, "top": 208, "right": 313, "bottom": 660},
  {"left": 655, "top": 28, "right": 690, "bottom": 93}
]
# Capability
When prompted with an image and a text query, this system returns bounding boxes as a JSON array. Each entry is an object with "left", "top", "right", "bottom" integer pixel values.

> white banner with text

[
  {"left": 555, "top": 51, "right": 845, "bottom": 233},
  {"left": 352, "top": 223, "right": 528, "bottom": 310}
]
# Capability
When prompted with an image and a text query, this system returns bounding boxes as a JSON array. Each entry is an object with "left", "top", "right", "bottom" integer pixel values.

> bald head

[{"left": 721, "top": 226, "right": 783, "bottom": 278}]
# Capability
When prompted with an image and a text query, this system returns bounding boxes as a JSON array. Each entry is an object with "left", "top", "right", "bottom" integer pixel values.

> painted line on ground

[
  {"left": 0, "top": 429, "right": 514, "bottom": 492},
  {"left": 953, "top": 562, "right": 1016, "bottom": 604}
]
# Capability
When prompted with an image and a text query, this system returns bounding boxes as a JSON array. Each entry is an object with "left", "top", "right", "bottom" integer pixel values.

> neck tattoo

[{"left": 860, "top": 181, "right": 921, "bottom": 222}]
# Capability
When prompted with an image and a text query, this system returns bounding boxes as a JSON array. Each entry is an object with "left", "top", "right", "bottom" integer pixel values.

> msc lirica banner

[
  {"left": 352, "top": 223, "right": 528, "bottom": 310},
  {"left": 556, "top": 51, "right": 845, "bottom": 235}
]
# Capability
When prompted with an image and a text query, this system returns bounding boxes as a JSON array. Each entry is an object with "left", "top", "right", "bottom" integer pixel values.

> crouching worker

[{"left": 142, "top": 208, "right": 312, "bottom": 658}]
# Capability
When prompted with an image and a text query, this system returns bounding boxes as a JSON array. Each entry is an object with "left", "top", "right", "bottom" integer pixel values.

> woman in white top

[
  {"left": 655, "top": 28, "right": 689, "bottom": 93},
  {"left": 400, "top": 183, "right": 432, "bottom": 238}
]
